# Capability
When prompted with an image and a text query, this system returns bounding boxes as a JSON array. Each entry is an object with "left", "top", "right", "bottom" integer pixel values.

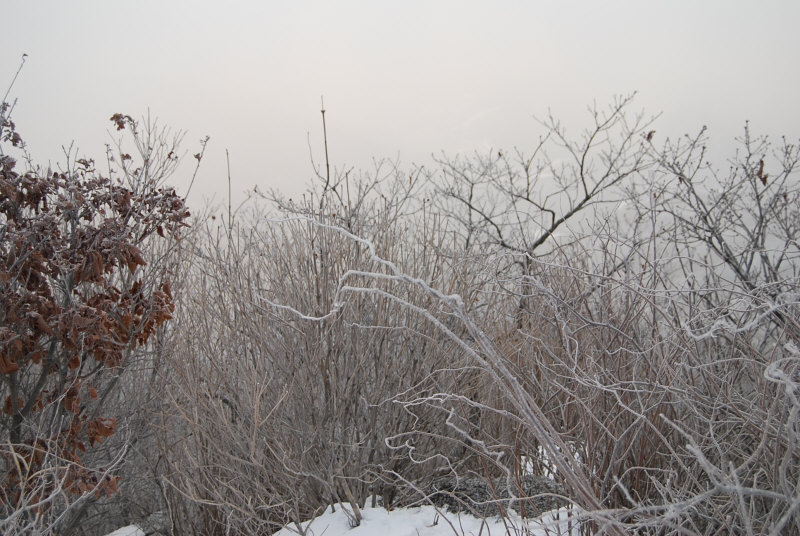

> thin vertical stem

[
  {"left": 226, "top": 148, "right": 232, "bottom": 233},
  {"left": 321, "top": 96, "right": 331, "bottom": 208}
]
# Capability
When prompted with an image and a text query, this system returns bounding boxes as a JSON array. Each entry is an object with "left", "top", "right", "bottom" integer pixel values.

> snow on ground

[
  {"left": 106, "top": 504, "right": 579, "bottom": 536},
  {"left": 273, "top": 504, "right": 579, "bottom": 536},
  {"left": 104, "top": 526, "right": 144, "bottom": 536}
]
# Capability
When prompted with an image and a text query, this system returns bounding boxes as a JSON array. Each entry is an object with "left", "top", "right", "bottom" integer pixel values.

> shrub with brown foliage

[{"left": 0, "top": 105, "right": 190, "bottom": 533}]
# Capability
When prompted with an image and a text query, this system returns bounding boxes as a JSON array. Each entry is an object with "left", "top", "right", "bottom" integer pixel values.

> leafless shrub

[
  {"left": 153, "top": 97, "right": 799, "bottom": 536},
  {"left": 158, "top": 165, "right": 505, "bottom": 534}
]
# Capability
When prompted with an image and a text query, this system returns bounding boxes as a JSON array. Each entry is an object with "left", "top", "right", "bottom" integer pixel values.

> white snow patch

[
  {"left": 272, "top": 504, "right": 579, "bottom": 536},
  {"left": 104, "top": 526, "right": 144, "bottom": 536}
]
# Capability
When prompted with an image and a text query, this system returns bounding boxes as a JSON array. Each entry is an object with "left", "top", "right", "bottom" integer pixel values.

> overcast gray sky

[{"left": 3, "top": 1, "right": 799, "bottom": 210}]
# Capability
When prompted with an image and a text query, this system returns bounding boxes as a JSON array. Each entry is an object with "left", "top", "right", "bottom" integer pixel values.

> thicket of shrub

[{"left": 2, "top": 90, "right": 798, "bottom": 535}]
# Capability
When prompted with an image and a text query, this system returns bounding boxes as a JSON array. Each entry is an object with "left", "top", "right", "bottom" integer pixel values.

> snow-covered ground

[
  {"left": 275, "top": 504, "right": 580, "bottom": 536},
  {"left": 104, "top": 526, "right": 144, "bottom": 536},
  {"left": 107, "top": 504, "right": 579, "bottom": 536}
]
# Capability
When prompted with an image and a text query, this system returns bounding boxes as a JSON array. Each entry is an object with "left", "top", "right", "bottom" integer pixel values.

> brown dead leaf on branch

[{"left": 757, "top": 158, "right": 768, "bottom": 185}]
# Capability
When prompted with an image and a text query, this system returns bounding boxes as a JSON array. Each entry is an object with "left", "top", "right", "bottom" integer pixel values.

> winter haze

[{"left": 2, "top": 1, "right": 799, "bottom": 207}]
